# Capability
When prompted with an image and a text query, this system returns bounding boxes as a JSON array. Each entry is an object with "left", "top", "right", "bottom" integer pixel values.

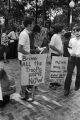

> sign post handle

[{"left": 32, "top": 85, "right": 35, "bottom": 101}]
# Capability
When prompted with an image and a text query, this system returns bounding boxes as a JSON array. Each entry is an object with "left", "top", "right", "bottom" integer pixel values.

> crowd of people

[
  {"left": 1, "top": 26, "right": 20, "bottom": 62},
  {"left": 0, "top": 16, "right": 80, "bottom": 105}
]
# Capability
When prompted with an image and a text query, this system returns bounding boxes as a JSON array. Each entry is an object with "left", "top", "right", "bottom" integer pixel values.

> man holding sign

[
  {"left": 49, "top": 24, "right": 64, "bottom": 88},
  {"left": 18, "top": 17, "right": 34, "bottom": 101}
]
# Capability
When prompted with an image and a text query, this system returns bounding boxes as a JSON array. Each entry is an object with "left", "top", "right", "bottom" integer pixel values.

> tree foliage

[{"left": 0, "top": 0, "right": 80, "bottom": 29}]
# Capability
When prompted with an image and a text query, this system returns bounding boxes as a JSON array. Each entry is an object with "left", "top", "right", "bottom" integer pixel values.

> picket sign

[
  {"left": 50, "top": 56, "right": 68, "bottom": 85},
  {"left": 21, "top": 54, "right": 47, "bottom": 86}
]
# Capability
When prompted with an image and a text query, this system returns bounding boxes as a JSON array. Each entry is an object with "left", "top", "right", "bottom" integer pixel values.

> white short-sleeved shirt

[
  {"left": 49, "top": 34, "right": 63, "bottom": 55},
  {"left": 18, "top": 29, "right": 30, "bottom": 61},
  {"left": 8, "top": 31, "right": 18, "bottom": 42},
  {"left": 68, "top": 37, "right": 80, "bottom": 57}
]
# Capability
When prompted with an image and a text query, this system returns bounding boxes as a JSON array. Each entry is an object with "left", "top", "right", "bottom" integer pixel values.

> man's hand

[{"left": 58, "top": 50, "right": 63, "bottom": 56}]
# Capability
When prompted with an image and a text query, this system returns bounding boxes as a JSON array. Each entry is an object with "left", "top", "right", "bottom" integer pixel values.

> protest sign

[
  {"left": 50, "top": 56, "right": 68, "bottom": 85},
  {"left": 21, "top": 54, "right": 47, "bottom": 86}
]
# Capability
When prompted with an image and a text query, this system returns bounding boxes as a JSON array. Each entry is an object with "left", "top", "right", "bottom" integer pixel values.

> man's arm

[
  {"left": 49, "top": 44, "right": 63, "bottom": 56},
  {"left": 18, "top": 44, "right": 29, "bottom": 55}
]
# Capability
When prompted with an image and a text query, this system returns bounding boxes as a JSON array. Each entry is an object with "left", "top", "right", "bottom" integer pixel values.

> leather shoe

[
  {"left": 64, "top": 90, "right": 70, "bottom": 96},
  {"left": 75, "top": 87, "right": 80, "bottom": 91}
]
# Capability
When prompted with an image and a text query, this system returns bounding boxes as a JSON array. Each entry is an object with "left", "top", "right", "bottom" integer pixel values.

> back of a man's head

[
  {"left": 2, "top": 27, "right": 6, "bottom": 33},
  {"left": 53, "top": 24, "right": 63, "bottom": 34},
  {"left": 32, "top": 25, "right": 41, "bottom": 33},
  {"left": 64, "top": 32, "right": 71, "bottom": 40},
  {"left": 23, "top": 17, "right": 34, "bottom": 27}
]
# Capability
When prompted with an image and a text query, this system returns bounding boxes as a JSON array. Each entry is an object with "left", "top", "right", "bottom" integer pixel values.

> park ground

[{"left": 0, "top": 59, "right": 80, "bottom": 120}]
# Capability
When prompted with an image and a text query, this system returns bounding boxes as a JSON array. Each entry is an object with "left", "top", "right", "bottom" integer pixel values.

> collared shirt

[
  {"left": 8, "top": 31, "right": 18, "bottom": 43},
  {"left": 68, "top": 37, "right": 80, "bottom": 57},
  {"left": 18, "top": 29, "right": 30, "bottom": 61},
  {"left": 49, "top": 34, "right": 63, "bottom": 55}
]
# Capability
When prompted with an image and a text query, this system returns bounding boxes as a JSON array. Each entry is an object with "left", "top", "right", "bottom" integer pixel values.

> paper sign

[
  {"left": 50, "top": 56, "right": 68, "bottom": 85},
  {"left": 0, "top": 83, "right": 3, "bottom": 100},
  {"left": 21, "top": 54, "right": 47, "bottom": 85}
]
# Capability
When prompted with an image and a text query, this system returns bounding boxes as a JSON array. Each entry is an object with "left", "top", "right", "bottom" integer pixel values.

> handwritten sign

[
  {"left": 50, "top": 56, "right": 68, "bottom": 85},
  {"left": 21, "top": 54, "right": 47, "bottom": 85}
]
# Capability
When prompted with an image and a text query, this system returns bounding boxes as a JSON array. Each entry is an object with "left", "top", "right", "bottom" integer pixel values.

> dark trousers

[
  {"left": 51, "top": 53, "right": 59, "bottom": 59},
  {"left": 0, "top": 95, "right": 10, "bottom": 107},
  {"left": 64, "top": 56, "right": 80, "bottom": 91},
  {"left": 9, "top": 41, "right": 18, "bottom": 59}
]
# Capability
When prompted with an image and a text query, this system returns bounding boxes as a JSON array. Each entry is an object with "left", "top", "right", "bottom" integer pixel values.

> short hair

[
  {"left": 75, "top": 27, "right": 80, "bottom": 32},
  {"left": 2, "top": 27, "right": 6, "bottom": 33},
  {"left": 53, "top": 24, "right": 63, "bottom": 33},
  {"left": 23, "top": 17, "right": 34, "bottom": 27},
  {"left": 13, "top": 26, "right": 16, "bottom": 32},
  {"left": 64, "top": 32, "right": 71, "bottom": 39},
  {"left": 73, "top": 26, "right": 80, "bottom": 32},
  {"left": 32, "top": 25, "right": 41, "bottom": 33}
]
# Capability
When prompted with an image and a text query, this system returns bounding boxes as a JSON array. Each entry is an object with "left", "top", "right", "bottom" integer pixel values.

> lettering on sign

[
  {"left": 21, "top": 54, "right": 47, "bottom": 85},
  {"left": 50, "top": 56, "right": 68, "bottom": 85}
]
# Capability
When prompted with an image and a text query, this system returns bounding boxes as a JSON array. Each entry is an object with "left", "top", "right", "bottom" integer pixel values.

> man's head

[
  {"left": 53, "top": 24, "right": 63, "bottom": 34},
  {"left": 32, "top": 25, "right": 41, "bottom": 33},
  {"left": 2, "top": 27, "right": 6, "bottom": 33},
  {"left": 23, "top": 17, "right": 34, "bottom": 31},
  {"left": 13, "top": 26, "right": 16, "bottom": 32},
  {"left": 64, "top": 32, "right": 71, "bottom": 40},
  {"left": 32, "top": 25, "right": 41, "bottom": 37},
  {"left": 74, "top": 27, "right": 80, "bottom": 38}
]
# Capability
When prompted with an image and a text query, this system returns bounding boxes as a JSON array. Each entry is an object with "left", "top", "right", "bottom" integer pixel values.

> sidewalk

[{"left": 0, "top": 59, "right": 80, "bottom": 120}]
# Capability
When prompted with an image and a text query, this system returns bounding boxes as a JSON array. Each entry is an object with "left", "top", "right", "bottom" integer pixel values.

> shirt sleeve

[
  {"left": 49, "top": 34, "right": 57, "bottom": 46},
  {"left": 68, "top": 38, "right": 73, "bottom": 48},
  {"left": 19, "top": 32, "right": 29, "bottom": 46}
]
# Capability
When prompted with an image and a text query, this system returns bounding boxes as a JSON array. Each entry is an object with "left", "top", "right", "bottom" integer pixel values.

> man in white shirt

[
  {"left": 18, "top": 17, "right": 34, "bottom": 101},
  {"left": 49, "top": 24, "right": 63, "bottom": 58},
  {"left": 49, "top": 24, "right": 63, "bottom": 88},
  {"left": 18, "top": 17, "right": 34, "bottom": 62},
  {"left": 64, "top": 28, "right": 80, "bottom": 96}
]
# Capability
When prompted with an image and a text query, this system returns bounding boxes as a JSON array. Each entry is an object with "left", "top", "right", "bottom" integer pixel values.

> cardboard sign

[
  {"left": 50, "top": 56, "right": 68, "bottom": 85},
  {"left": 21, "top": 54, "right": 47, "bottom": 85}
]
